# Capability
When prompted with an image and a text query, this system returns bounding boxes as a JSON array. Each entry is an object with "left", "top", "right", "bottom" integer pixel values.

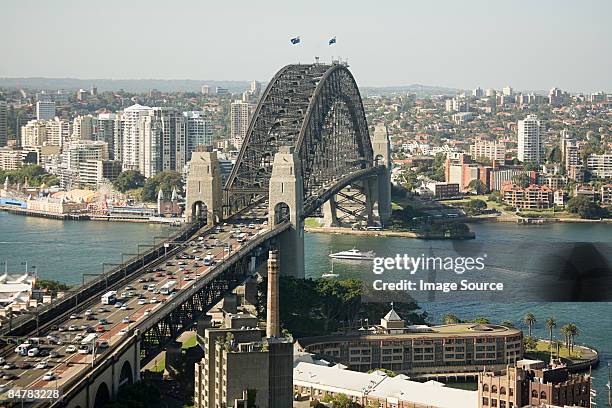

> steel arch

[{"left": 224, "top": 63, "right": 373, "bottom": 215}]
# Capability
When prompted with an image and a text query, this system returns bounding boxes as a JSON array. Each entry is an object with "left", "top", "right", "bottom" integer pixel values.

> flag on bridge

[
  {"left": 290, "top": 36, "right": 301, "bottom": 45},
  {"left": 329, "top": 36, "right": 336, "bottom": 45}
]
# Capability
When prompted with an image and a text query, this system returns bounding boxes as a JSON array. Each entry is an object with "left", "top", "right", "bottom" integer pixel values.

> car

[
  {"left": 137, "top": 278, "right": 145, "bottom": 283},
  {"left": 144, "top": 310, "right": 151, "bottom": 316},
  {"left": 97, "top": 340, "right": 109, "bottom": 349},
  {"left": 46, "top": 335, "right": 60, "bottom": 344},
  {"left": 117, "top": 329, "right": 128, "bottom": 336},
  {"left": 79, "top": 325, "right": 89, "bottom": 330},
  {"left": 78, "top": 345, "right": 91, "bottom": 355},
  {"left": 39, "top": 349, "right": 50, "bottom": 357},
  {"left": 114, "top": 302, "right": 123, "bottom": 308},
  {"left": 49, "top": 351, "right": 59, "bottom": 358},
  {"left": 87, "top": 315, "right": 96, "bottom": 321},
  {"left": 155, "top": 272, "right": 163, "bottom": 277},
  {"left": 35, "top": 361, "right": 48, "bottom": 369},
  {"left": 122, "top": 317, "right": 130, "bottom": 324},
  {"left": 2, "top": 373, "right": 18, "bottom": 381},
  {"left": 66, "top": 345, "right": 77, "bottom": 353},
  {"left": 96, "top": 325, "right": 106, "bottom": 333},
  {"left": 17, "top": 362, "right": 33, "bottom": 369},
  {"left": 98, "top": 318, "right": 108, "bottom": 325},
  {"left": 85, "top": 326, "right": 95, "bottom": 333},
  {"left": 58, "top": 326, "right": 67, "bottom": 332},
  {"left": 42, "top": 372, "right": 55, "bottom": 381},
  {"left": 120, "top": 305, "right": 128, "bottom": 311},
  {"left": 84, "top": 309, "right": 93, "bottom": 316},
  {"left": 183, "top": 276, "right": 193, "bottom": 281},
  {"left": 138, "top": 299, "right": 147, "bottom": 305},
  {"left": 97, "top": 307, "right": 109, "bottom": 313},
  {"left": 2, "top": 363, "right": 15, "bottom": 370},
  {"left": 0, "top": 357, "right": 4, "bottom": 365},
  {"left": 27, "top": 347, "right": 40, "bottom": 357},
  {"left": 125, "top": 285, "right": 134, "bottom": 290},
  {"left": 0, "top": 384, "right": 9, "bottom": 393},
  {"left": 74, "top": 334, "right": 84, "bottom": 342},
  {"left": 68, "top": 325, "right": 78, "bottom": 331},
  {"left": 70, "top": 314, "right": 79, "bottom": 319},
  {"left": 150, "top": 298, "right": 158, "bottom": 304}
]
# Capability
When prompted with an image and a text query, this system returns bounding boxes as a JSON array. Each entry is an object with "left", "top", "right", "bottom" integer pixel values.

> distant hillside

[
  {"left": 361, "top": 84, "right": 460, "bottom": 97},
  {"left": 0, "top": 78, "right": 252, "bottom": 93}
]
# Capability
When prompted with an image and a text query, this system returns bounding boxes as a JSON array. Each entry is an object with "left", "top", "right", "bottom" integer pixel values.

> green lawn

[
  {"left": 304, "top": 218, "right": 323, "bottom": 228},
  {"left": 150, "top": 354, "right": 166, "bottom": 372},
  {"left": 181, "top": 333, "right": 198, "bottom": 349},
  {"left": 526, "top": 340, "right": 591, "bottom": 363}
]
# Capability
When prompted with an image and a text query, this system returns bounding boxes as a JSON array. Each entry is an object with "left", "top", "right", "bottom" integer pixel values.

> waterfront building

[
  {"left": 138, "top": 107, "right": 186, "bottom": 178},
  {"left": 293, "top": 360, "right": 477, "bottom": 408},
  {"left": 470, "top": 140, "right": 506, "bottom": 162},
  {"left": 601, "top": 184, "right": 612, "bottom": 206},
  {"left": 586, "top": 153, "right": 612, "bottom": 179},
  {"left": 21, "top": 119, "right": 71, "bottom": 148},
  {"left": 490, "top": 168, "right": 535, "bottom": 192},
  {"left": 26, "top": 195, "right": 87, "bottom": 215},
  {"left": 36, "top": 100, "right": 56, "bottom": 120},
  {"left": 0, "top": 100, "right": 7, "bottom": 147},
  {"left": 501, "top": 184, "right": 553, "bottom": 209},
  {"left": 425, "top": 181, "right": 460, "bottom": 198},
  {"left": 119, "top": 104, "right": 152, "bottom": 172},
  {"left": 230, "top": 100, "right": 252, "bottom": 149},
  {"left": 0, "top": 272, "right": 37, "bottom": 317},
  {"left": 0, "top": 147, "right": 37, "bottom": 171},
  {"left": 478, "top": 359, "right": 591, "bottom": 408},
  {"left": 296, "top": 309, "right": 523, "bottom": 378},
  {"left": 183, "top": 111, "right": 213, "bottom": 160},
  {"left": 560, "top": 132, "right": 580, "bottom": 169},
  {"left": 517, "top": 114, "right": 543, "bottom": 164}
]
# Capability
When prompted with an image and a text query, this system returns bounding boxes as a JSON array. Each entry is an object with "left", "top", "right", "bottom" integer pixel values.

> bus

[
  {"left": 160, "top": 280, "right": 177, "bottom": 295},
  {"left": 81, "top": 333, "right": 98, "bottom": 346},
  {"left": 101, "top": 291, "right": 117, "bottom": 305}
]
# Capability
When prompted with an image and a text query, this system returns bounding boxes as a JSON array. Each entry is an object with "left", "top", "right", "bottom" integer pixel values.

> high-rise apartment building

[
  {"left": 230, "top": 100, "right": 252, "bottom": 149},
  {"left": 21, "top": 119, "right": 70, "bottom": 148},
  {"left": 96, "top": 113, "right": 116, "bottom": 160},
  {"left": 183, "top": 111, "right": 213, "bottom": 160},
  {"left": 517, "top": 114, "right": 542, "bottom": 164},
  {"left": 472, "top": 87, "right": 484, "bottom": 97},
  {"left": 0, "top": 101, "right": 7, "bottom": 147},
  {"left": 36, "top": 100, "right": 56, "bottom": 120},
  {"left": 445, "top": 97, "right": 470, "bottom": 113},
  {"left": 502, "top": 86, "right": 513, "bottom": 96},
  {"left": 586, "top": 153, "right": 612, "bottom": 179},
  {"left": 138, "top": 107, "right": 186, "bottom": 177},
  {"left": 71, "top": 115, "right": 95, "bottom": 141},
  {"left": 119, "top": 104, "right": 152, "bottom": 172},
  {"left": 549, "top": 87, "right": 568, "bottom": 106}
]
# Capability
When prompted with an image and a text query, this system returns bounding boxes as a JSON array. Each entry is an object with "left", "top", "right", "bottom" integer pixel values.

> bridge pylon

[
  {"left": 185, "top": 148, "right": 223, "bottom": 225},
  {"left": 372, "top": 123, "right": 392, "bottom": 225},
  {"left": 268, "top": 146, "right": 304, "bottom": 278}
]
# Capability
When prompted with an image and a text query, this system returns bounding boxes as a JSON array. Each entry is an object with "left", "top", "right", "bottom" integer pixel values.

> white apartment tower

[
  {"left": 71, "top": 115, "right": 95, "bottom": 141},
  {"left": 0, "top": 100, "right": 7, "bottom": 147},
  {"left": 139, "top": 107, "right": 186, "bottom": 178},
  {"left": 230, "top": 100, "right": 252, "bottom": 149},
  {"left": 36, "top": 100, "right": 56, "bottom": 120},
  {"left": 120, "top": 104, "right": 152, "bottom": 172},
  {"left": 183, "top": 111, "right": 213, "bottom": 160},
  {"left": 518, "top": 114, "right": 542, "bottom": 164}
]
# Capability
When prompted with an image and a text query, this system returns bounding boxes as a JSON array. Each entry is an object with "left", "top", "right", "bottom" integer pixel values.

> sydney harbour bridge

[{"left": 0, "top": 62, "right": 391, "bottom": 408}]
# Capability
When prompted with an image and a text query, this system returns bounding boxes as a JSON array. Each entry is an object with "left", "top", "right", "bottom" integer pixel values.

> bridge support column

[
  {"left": 268, "top": 146, "right": 304, "bottom": 278},
  {"left": 185, "top": 148, "right": 223, "bottom": 225},
  {"left": 372, "top": 124, "right": 392, "bottom": 225},
  {"left": 322, "top": 197, "right": 339, "bottom": 227}
]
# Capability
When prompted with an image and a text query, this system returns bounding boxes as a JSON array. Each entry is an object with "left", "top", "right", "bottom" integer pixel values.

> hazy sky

[{"left": 1, "top": 0, "right": 610, "bottom": 92}]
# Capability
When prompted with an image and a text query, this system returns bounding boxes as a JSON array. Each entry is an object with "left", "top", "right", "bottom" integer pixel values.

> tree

[
  {"left": 141, "top": 171, "right": 183, "bottom": 202},
  {"left": 322, "top": 393, "right": 361, "bottom": 408},
  {"left": 464, "top": 199, "right": 487, "bottom": 215},
  {"left": 512, "top": 173, "right": 532, "bottom": 188},
  {"left": 566, "top": 195, "right": 607, "bottom": 219},
  {"left": 472, "top": 316, "right": 490, "bottom": 324},
  {"left": 501, "top": 320, "right": 515, "bottom": 328},
  {"left": 545, "top": 316, "right": 557, "bottom": 358},
  {"left": 567, "top": 323, "right": 579, "bottom": 354},
  {"left": 113, "top": 170, "right": 145, "bottom": 193},
  {"left": 560, "top": 324, "right": 571, "bottom": 352},
  {"left": 443, "top": 314, "right": 461, "bottom": 324},
  {"left": 524, "top": 336, "right": 538, "bottom": 351},
  {"left": 467, "top": 179, "right": 487, "bottom": 194},
  {"left": 524, "top": 312, "right": 536, "bottom": 338}
]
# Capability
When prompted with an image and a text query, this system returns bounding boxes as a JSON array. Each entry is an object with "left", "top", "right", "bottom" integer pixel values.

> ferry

[{"left": 329, "top": 248, "right": 375, "bottom": 261}]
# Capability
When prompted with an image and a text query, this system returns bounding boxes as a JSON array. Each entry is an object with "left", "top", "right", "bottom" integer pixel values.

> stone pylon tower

[
  {"left": 268, "top": 146, "right": 304, "bottom": 278},
  {"left": 185, "top": 148, "right": 222, "bottom": 225},
  {"left": 372, "top": 123, "right": 392, "bottom": 225}
]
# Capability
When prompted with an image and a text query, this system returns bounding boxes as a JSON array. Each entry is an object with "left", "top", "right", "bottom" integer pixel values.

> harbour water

[{"left": 1, "top": 212, "right": 611, "bottom": 403}]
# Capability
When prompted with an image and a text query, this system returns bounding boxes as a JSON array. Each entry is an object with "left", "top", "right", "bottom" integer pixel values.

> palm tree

[
  {"left": 560, "top": 324, "right": 571, "bottom": 352},
  {"left": 524, "top": 312, "right": 536, "bottom": 337},
  {"left": 567, "top": 323, "right": 579, "bottom": 354},
  {"left": 545, "top": 317, "right": 557, "bottom": 361}
]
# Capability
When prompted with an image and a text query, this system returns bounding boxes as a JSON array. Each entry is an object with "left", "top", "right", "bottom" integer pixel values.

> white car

[
  {"left": 69, "top": 314, "right": 79, "bottom": 319},
  {"left": 144, "top": 310, "right": 151, "bottom": 316},
  {"left": 97, "top": 340, "right": 109, "bottom": 349},
  {"left": 150, "top": 298, "right": 158, "bottom": 304},
  {"left": 35, "top": 361, "right": 48, "bottom": 369},
  {"left": 68, "top": 325, "right": 78, "bottom": 331},
  {"left": 66, "top": 345, "right": 77, "bottom": 353},
  {"left": 114, "top": 302, "right": 123, "bottom": 308},
  {"left": 117, "top": 329, "right": 128, "bottom": 336},
  {"left": 0, "top": 357, "right": 5, "bottom": 365},
  {"left": 27, "top": 347, "right": 39, "bottom": 357},
  {"left": 84, "top": 309, "right": 92, "bottom": 316},
  {"left": 42, "top": 372, "right": 55, "bottom": 381},
  {"left": 138, "top": 299, "right": 147, "bottom": 305},
  {"left": 122, "top": 317, "right": 130, "bottom": 324}
]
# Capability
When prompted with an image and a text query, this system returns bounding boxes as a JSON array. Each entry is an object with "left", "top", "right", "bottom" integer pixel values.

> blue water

[{"left": 1, "top": 212, "right": 611, "bottom": 403}]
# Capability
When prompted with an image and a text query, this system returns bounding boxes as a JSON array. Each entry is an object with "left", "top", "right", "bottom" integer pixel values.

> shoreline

[{"left": 305, "top": 225, "right": 475, "bottom": 239}]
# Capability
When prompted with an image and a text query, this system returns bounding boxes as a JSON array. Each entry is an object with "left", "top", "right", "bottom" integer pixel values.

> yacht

[
  {"left": 321, "top": 259, "right": 339, "bottom": 279},
  {"left": 329, "top": 248, "right": 375, "bottom": 261}
]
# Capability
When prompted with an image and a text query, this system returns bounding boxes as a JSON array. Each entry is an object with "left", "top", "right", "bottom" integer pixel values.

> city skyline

[{"left": 1, "top": 0, "right": 611, "bottom": 92}]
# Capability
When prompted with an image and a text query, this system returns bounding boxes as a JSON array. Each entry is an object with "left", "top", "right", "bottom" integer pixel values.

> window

[
  {"left": 531, "top": 390, "right": 538, "bottom": 398},
  {"left": 483, "top": 384, "right": 489, "bottom": 392},
  {"left": 491, "top": 385, "right": 498, "bottom": 393},
  {"left": 482, "top": 397, "right": 489, "bottom": 406},
  {"left": 540, "top": 391, "right": 546, "bottom": 399},
  {"left": 500, "top": 401, "right": 506, "bottom": 408},
  {"left": 509, "top": 388, "right": 513, "bottom": 397},
  {"left": 500, "top": 387, "right": 506, "bottom": 395},
  {"left": 491, "top": 399, "right": 497, "bottom": 407}
]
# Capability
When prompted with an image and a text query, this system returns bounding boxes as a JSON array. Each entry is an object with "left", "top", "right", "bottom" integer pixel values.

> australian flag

[
  {"left": 329, "top": 36, "right": 336, "bottom": 45},
  {"left": 290, "top": 36, "right": 301, "bottom": 45}
]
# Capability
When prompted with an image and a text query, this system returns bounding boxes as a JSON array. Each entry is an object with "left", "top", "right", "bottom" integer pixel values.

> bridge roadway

[{"left": 0, "top": 204, "right": 278, "bottom": 405}]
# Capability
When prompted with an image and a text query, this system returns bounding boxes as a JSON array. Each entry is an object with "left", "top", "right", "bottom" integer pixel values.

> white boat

[
  {"left": 329, "top": 248, "right": 375, "bottom": 261},
  {"left": 321, "top": 259, "right": 339, "bottom": 279}
]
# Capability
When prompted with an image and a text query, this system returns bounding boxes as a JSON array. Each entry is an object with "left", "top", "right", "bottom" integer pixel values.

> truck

[
  {"left": 81, "top": 333, "right": 98, "bottom": 346},
  {"left": 160, "top": 280, "right": 177, "bottom": 295},
  {"left": 101, "top": 291, "right": 117, "bottom": 305}
]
